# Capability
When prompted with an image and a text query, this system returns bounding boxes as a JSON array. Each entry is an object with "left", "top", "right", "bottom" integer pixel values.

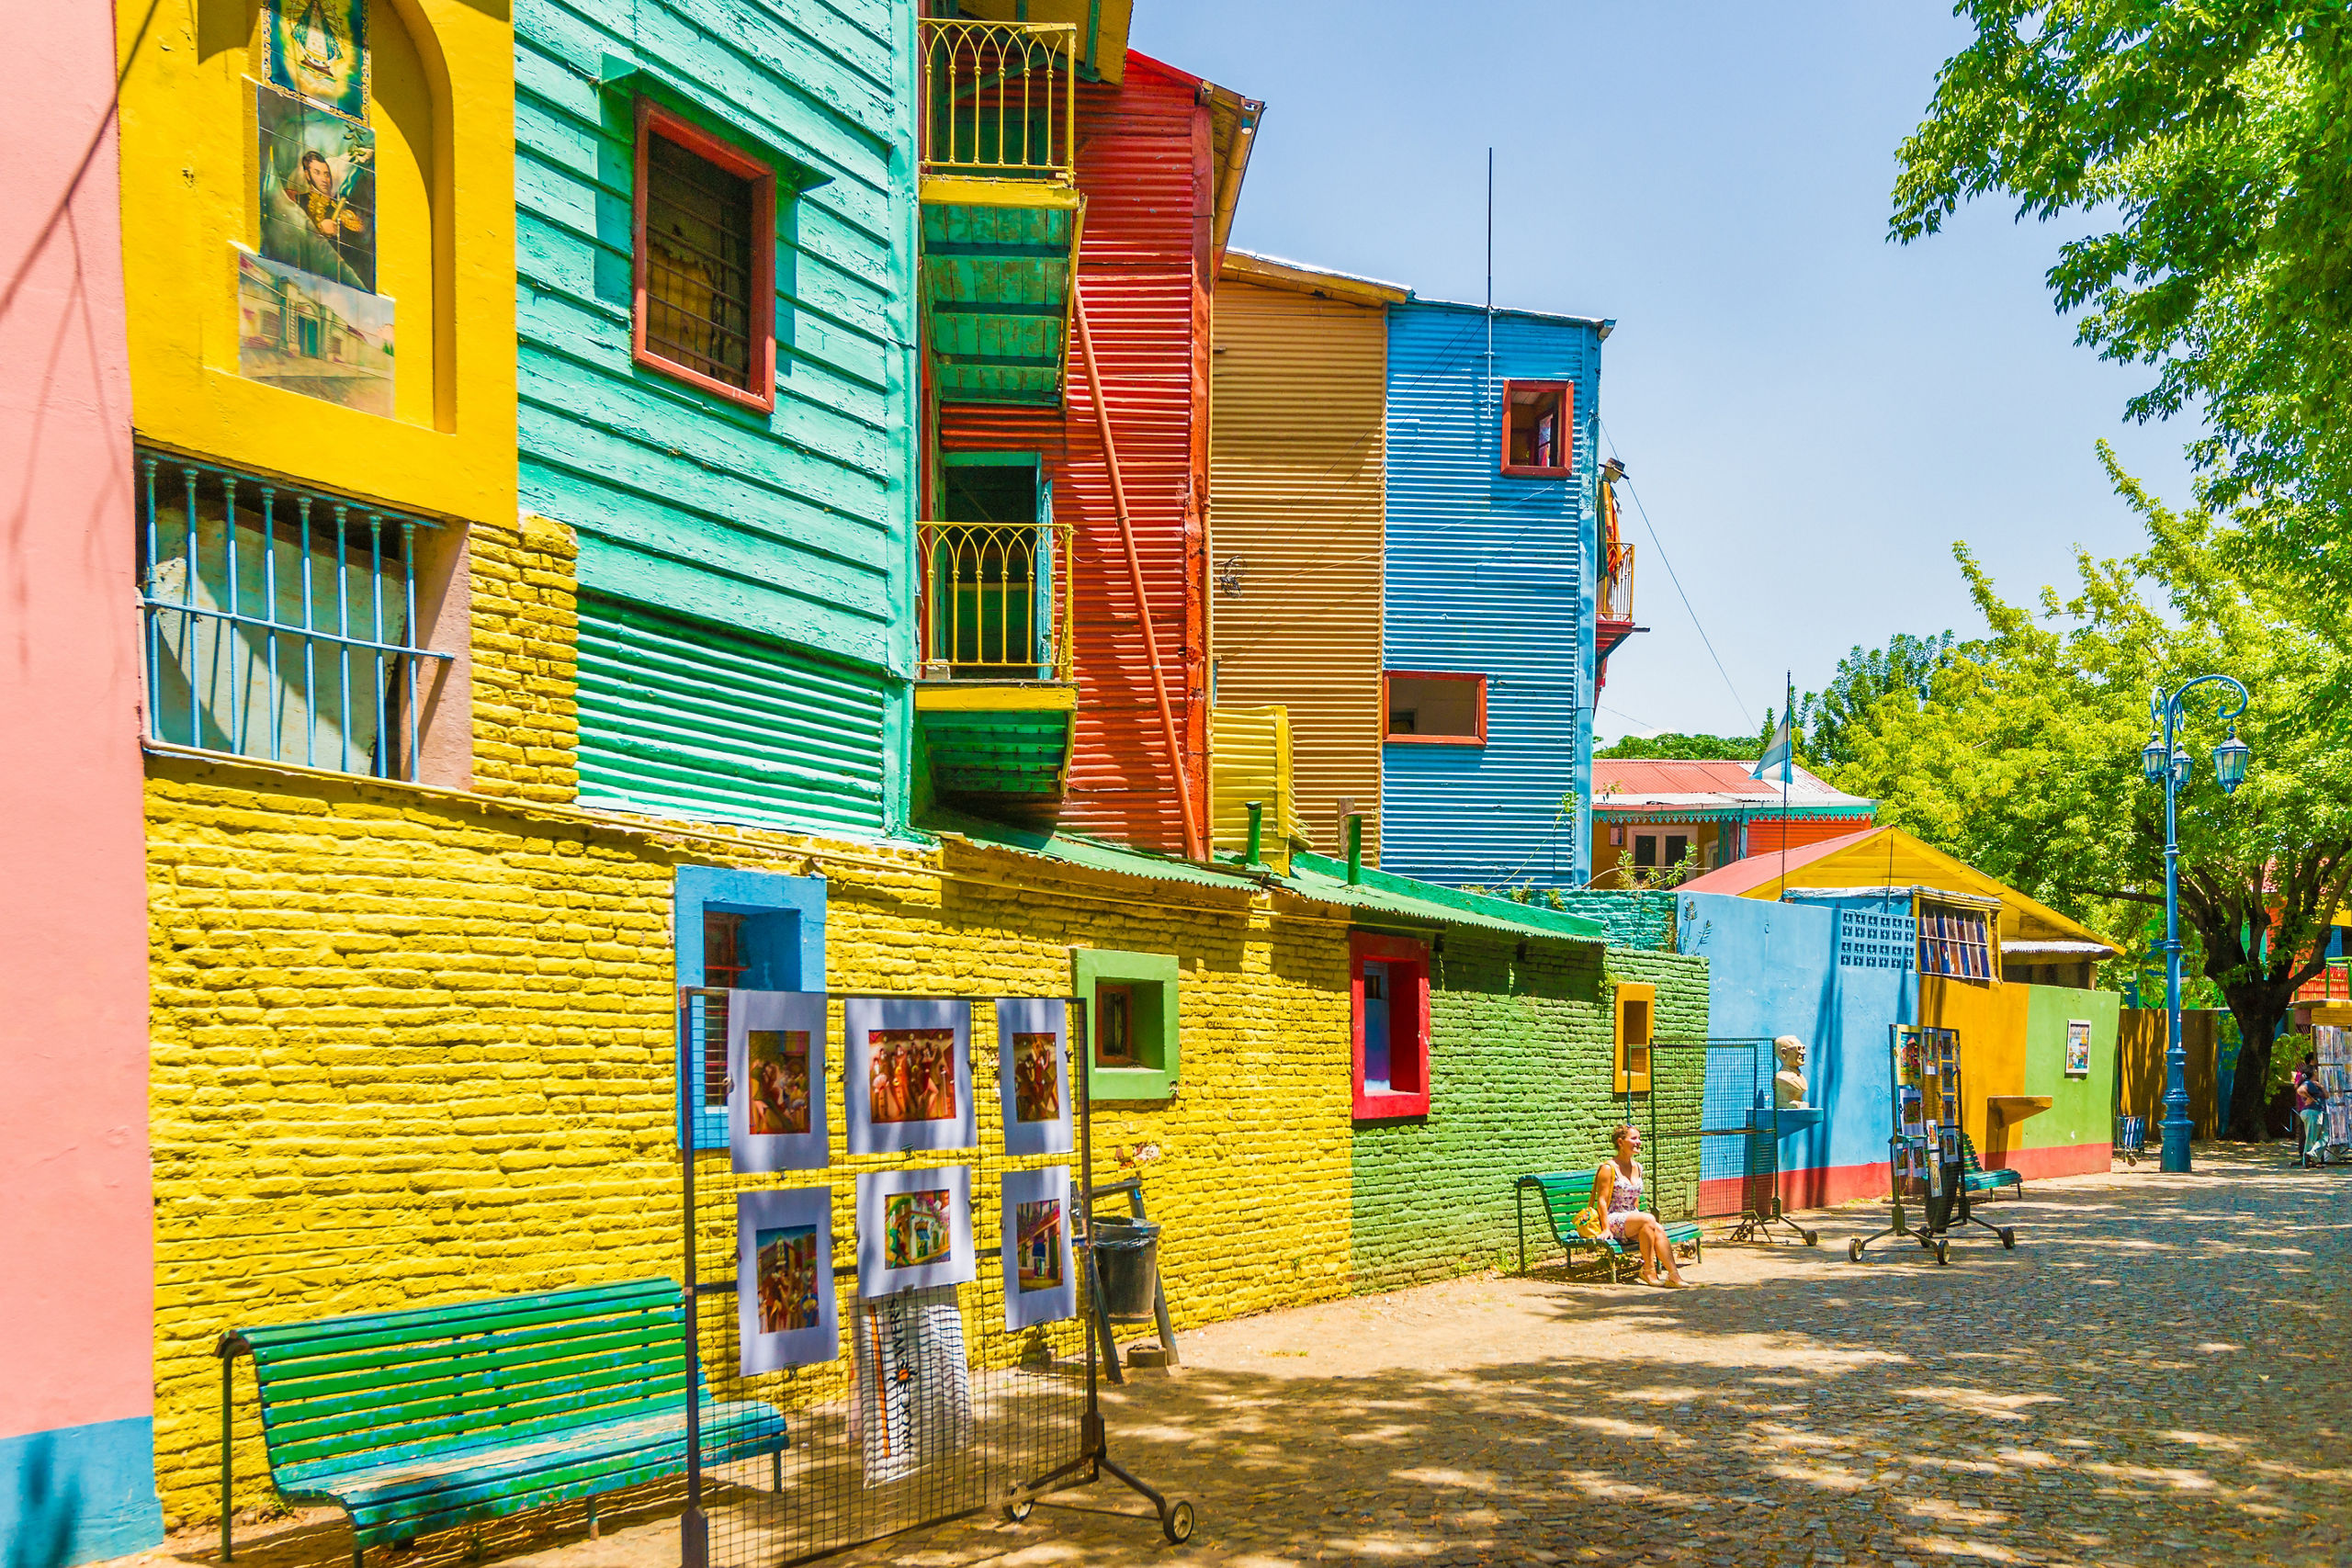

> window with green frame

[{"left": 1071, "top": 948, "right": 1180, "bottom": 1100}]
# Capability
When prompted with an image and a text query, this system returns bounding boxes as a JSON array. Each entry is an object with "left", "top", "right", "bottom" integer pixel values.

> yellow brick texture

[
  {"left": 145, "top": 759, "right": 1355, "bottom": 1525},
  {"left": 468, "top": 513, "right": 579, "bottom": 804}
]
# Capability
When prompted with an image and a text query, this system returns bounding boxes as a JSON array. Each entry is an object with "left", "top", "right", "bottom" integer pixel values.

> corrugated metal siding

[
  {"left": 1746, "top": 816, "right": 1877, "bottom": 858},
  {"left": 515, "top": 0, "right": 916, "bottom": 838},
  {"left": 1208, "top": 705, "right": 1305, "bottom": 873},
  {"left": 578, "top": 594, "right": 889, "bottom": 835},
  {"left": 1208, "top": 278, "right": 1385, "bottom": 863},
  {"left": 1381, "top": 301, "right": 1601, "bottom": 887},
  {"left": 935, "top": 52, "right": 1208, "bottom": 854}
]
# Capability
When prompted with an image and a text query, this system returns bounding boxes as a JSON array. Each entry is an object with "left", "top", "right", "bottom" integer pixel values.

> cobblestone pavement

[{"left": 125, "top": 1146, "right": 2348, "bottom": 1568}]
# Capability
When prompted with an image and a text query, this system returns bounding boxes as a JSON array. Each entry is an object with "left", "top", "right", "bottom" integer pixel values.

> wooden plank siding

[
  {"left": 1208, "top": 276, "right": 1387, "bottom": 863},
  {"left": 516, "top": 0, "right": 920, "bottom": 836},
  {"left": 934, "top": 51, "right": 1212, "bottom": 854}
]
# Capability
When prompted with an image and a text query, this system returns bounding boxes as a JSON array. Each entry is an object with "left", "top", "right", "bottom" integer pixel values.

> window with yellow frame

[{"left": 1615, "top": 981, "right": 1655, "bottom": 1094}]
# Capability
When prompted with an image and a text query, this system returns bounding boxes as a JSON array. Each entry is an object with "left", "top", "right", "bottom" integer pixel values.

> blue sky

[{"left": 1131, "top": 1, "right": 2200, "bottom": 744}]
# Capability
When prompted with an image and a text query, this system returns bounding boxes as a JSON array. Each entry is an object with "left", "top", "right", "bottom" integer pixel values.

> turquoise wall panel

[
  {"left": 516, "top": 0, "right": 919, "bottom": 837},
  {"left": 0, "top": 1416, "right": 164, "bottom": 1568}
]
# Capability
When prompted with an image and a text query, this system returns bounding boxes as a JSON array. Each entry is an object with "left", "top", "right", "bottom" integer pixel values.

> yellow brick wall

[
  {"left": 145, "top": 758, "right": 1355, "bottom": 1527},
  {"left": 467, "top": 512, "right": 580, "bottom": 803}
]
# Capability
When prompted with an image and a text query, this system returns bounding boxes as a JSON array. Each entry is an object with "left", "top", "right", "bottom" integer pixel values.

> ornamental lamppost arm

[{"left": 2142, "top": 675, "right": 2253, "bottom": 1174}]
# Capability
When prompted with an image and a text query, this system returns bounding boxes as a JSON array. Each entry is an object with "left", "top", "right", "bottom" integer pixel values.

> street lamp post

[{"left": 2142, "top": 676, "right": 2254, "bottom": 1174}]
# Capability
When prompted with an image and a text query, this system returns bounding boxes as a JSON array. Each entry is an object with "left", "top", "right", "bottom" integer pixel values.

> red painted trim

[
  {"left": 1351, "top": 931, "right": 1430, "bottom": 1120},
  {"left": 1499, "top": 379, "right": 1575, "bottom": 477},
  {"left": 1383, "top": 670, "right": 1487, "bottom": 747},
  {"left": 632, "top": 98, "right": 778, "bottom": 414},
  {"left": 1984, "top": 1142, "right": 2111, "bottom": 1180},
  {"left": 1703, "top": 1159, "right": 1891, "bottom": 1214}
]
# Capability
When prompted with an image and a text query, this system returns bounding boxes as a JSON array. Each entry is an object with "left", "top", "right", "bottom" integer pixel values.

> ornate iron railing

[
  {"left": 1600, "top": 541, "right": 1635, "bottom": 623},
  {"left": 135, "top": 447, "right": 453, "bottom": 780},
  {"left": 918, "top": 520, "right": 1074, "bottom": 682},
  {"left": 919, "top": 18, "right": 1078, "bottom": 181}
]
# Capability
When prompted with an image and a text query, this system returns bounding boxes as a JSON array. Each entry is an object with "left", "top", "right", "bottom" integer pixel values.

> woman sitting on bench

[{"left": 1595, "top": 1123, "right": 1688, "bottom": 1287}]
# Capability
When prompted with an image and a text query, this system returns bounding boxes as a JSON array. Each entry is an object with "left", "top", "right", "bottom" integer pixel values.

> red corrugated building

[
  {"left": 913, "top": 9, "right": 1259, "bottom": 856},
  {"left": 1589, "top": 758, "right": 1876, "bottom": 886}
]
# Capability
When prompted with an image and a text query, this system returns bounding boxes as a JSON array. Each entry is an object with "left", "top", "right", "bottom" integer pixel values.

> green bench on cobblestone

[
  {"left": 1961, "top": 1134, "right": 2023, "bottom": 1199},
  {"left": 218, "top": 1278, "right": 788, "bottom": 1567},
  {"left": 1514, "top": 1170, "right": 1705, "bottom": 1282}
]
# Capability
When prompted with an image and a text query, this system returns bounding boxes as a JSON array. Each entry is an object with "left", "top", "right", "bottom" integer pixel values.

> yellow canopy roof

[{"left": 1708, "top": 824, "right": 2119, "bottom": 957}]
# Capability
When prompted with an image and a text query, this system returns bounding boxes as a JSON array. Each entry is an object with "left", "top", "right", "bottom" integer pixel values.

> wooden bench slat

[
  {"left": 250, "top": 1298, "right": 677, "bottom": 1375},
  {"left": 260, "top": 1318, "right": 684, "bottom": 1409},
  {"left": 1515, "top": 1170, "right": 1704, "bottom": 1282},
  {"left": 240, "top": 1281, "right": 676, "bottom": 1356},
  {"left": 269, "top": 1372, "right": 692, "bottom": 1468}
]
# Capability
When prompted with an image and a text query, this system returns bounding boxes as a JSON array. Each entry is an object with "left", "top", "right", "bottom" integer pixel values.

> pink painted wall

[{"left": 0, "top": 1, "right": 155, "bottom": 1442}]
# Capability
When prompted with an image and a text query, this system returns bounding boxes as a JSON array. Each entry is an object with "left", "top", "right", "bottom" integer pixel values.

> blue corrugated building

[{"left": 1380, "top": 299, "right": 1609, "bottom": 888}]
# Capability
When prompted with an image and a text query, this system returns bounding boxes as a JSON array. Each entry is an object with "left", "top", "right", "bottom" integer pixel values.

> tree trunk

[{"left": 2221, "top": 984, "right": 2290, "bottom": 1141}]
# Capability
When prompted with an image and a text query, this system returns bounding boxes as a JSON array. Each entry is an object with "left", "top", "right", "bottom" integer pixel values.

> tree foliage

[
  {"left": 1785, "top": 632, "right": 1967, "bottom": 771},
  {"left": 1594, "top": 731, "right": 1764, "bottom": 761},
  {"left": 1826, "top": 449, "right": 2352, "bottom": 1135},
  {"left": 1894, "top": 3, "right": 2352, "bottom": 572}
]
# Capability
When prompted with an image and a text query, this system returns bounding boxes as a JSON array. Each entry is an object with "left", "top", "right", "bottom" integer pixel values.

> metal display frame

[
  {"left": 1849, "top": 1023, "right": 2016, "bottom": 1264},
  {"left": 676, "top": 987, "right": 1193, "bottom": 1568},
  {"left": 1627, "top": 1038, "right": 1819, "bottom": 1247}
]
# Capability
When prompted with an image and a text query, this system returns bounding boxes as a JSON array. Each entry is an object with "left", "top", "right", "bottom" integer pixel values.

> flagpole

[{"left": 1777, "top": 672, "right": 1792, "bottom": 899}]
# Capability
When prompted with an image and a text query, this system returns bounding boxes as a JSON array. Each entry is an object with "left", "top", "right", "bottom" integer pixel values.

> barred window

[
  {"left": 634, "top": 101, "right": 775, "bottom": 411},
  {"left": 1917, "top": 901, "right": 1996, "bottom": 982},
  {"left": 136, "top": 450, "right": 451, "bottom": 780}
]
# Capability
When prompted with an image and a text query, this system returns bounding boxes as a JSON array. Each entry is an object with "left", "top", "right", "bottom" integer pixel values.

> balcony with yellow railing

[
  {"left": 1597, "top": 540, "right": 1637, "bottom": 662},
  {"left": 912, "top": 520, "right": 1079, "bottom": 801},
  {"left": 918, "top": 17, "right": 1085, "bottom": 406}
]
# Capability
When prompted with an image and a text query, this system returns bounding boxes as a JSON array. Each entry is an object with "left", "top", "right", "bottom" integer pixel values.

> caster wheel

[
  {"left": 1999, "top": 1227, "right": 2016, "bottom": 1250},
  {"left": 1000, "top": 1497, "right": 1033, "bottom": 1524},
  {"left": 1847, "top": 1238, "right": 1864, "bottom": 1263},
  {"left": 1802, "top": 1228, "right": 1819, "bottom": 1247},
  {"left": 1934, "top": 1240, "right": 1950, "bottom": 1266},
  {"left": 1161, "top": 1497, "right": 1196, "bottom": 1545}
]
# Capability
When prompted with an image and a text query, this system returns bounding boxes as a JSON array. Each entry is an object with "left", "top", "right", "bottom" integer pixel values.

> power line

[{"left": 1599, "top": 418, "right": 1751, "bottom": 727}]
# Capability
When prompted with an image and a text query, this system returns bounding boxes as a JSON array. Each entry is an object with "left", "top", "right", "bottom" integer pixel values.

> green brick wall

[
  {"left": 1349, "top": 936, "right": 1710, "bottom": 1290},
  {"left": 1554, "top": 890, "right": 1679, "bottom": 952}
]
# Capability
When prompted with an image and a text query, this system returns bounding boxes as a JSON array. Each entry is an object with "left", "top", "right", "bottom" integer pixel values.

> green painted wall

[
  {"left": 1349, "top": 938, "right": 1710, "bottom": 1291},
  {"left": 516, "top": 0, "right": 919, "bottom": 835},
  {"left": 2021, "top": 984, "right": 2120, "bottom": 1157}
]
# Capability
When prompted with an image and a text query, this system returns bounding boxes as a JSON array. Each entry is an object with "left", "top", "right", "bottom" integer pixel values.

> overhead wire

[{"left": 1598, "top": 418, "right": 1751, "bottom": 728}]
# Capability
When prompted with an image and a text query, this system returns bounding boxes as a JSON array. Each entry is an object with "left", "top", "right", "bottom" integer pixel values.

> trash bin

[{"left": 1091, "top": 1216, "right": 1161, "bottom": 1319}]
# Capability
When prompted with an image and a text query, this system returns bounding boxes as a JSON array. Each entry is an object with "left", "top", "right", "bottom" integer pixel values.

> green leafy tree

[
  {"left": 1788, "top": 632, "right": 1967, "bottom": 771},
  {"left": 1893, "top": 3, "right": 2352, "bottom": 570},
  {"left": 1830, "top": 451, "right": 2352, "bottom": 1136},
  {"left": 1595, "top": 731, "right": 1763, "bottom": 761}
]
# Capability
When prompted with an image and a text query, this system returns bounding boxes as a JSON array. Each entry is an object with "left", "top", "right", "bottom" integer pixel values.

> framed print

[
  {"left": 855, "top": 1165, "right": 975, "bottom": 1297},
  {"left": 2064, "top": 1018, "right": 2094, "bottom": 1078},
  {"left": 847, "top": 1286, "right": 970, "bottom": 1486},
  {"left": 999, "top": 1166, "right": 1076, "bottom": 1331},
  {"left": 996, "top": 998, "right": 1072, "bottom": 1156},
  {"left": 736, "top": 1186, "right": 837, "bottom": 1374},
  {"left": 728, "top": 990, "right": 829, "bottom": 1172},
  {"left": 844, "top": 998, "right": 975, "bottom": 1155},
  {"left": 266, "top": 0, "right": 368, "bottom": 120}
]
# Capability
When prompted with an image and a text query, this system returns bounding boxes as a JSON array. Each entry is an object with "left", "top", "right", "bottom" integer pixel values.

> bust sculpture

[{"left": 1773, "top": 1035, "right": 1811, "bottom": 1109}]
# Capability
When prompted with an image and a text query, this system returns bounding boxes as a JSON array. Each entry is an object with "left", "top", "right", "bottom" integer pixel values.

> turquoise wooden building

[{"left": 515, "top": 0, "right": 921, "bottom": 838}]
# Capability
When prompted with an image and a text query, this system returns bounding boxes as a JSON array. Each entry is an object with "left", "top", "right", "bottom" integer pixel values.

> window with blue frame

[{"left": 674, "top": 864, "right": 826, "bottom": 1148}]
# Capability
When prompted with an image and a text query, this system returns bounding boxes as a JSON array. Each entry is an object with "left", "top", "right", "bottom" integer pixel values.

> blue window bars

[{"left": 137, "top": 448, "right": 454, "bottom": 781}]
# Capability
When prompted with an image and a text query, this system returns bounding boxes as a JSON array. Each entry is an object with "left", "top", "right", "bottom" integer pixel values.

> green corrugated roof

[
  {"left": 935, "top": 816, "right": 1607, "bottom": 945},
  {"left": 1279, "top": 852, "right": 1608, "bottom": 945}
]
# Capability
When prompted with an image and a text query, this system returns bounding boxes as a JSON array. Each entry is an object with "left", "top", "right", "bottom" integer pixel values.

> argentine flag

[{"left": 1752, "top": 712, "right": 1795, "bottom": 784}]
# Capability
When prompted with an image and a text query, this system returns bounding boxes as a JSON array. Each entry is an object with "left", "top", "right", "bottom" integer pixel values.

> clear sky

[{"left": 1130, "top": 1, "right": 2200, "bottom": 744}]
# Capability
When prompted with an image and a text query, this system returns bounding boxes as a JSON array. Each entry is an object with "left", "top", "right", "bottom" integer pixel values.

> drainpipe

[
  {"left": 1347, "top": 814, "right": 1364, "bottom": 885},
  {"left": 1244, "top": 800, "right": 1263, "bottom": 868},
  {"left": 1073, "top": 284, "right": 1205, "bottom": 860}
]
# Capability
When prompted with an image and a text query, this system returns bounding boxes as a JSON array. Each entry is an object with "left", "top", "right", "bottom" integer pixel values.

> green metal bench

[
  {"left": 1514, "top": 1170, "right": 1705, "bottom": 1282},
  {"left": 1960, "top": 1134, "right": 2023, "bottom": 1198},
  {"left": 219, "top": 1278, "right": 788, "bottom": 1566}
]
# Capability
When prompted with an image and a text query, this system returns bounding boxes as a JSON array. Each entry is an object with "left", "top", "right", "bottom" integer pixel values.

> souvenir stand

[
  {"left": 676, "top": 987, "right": 1193, "bottom": 1568},
  {"left": 2312, "top": 1025, "right": 2352, "bottom": 1165},
  {"left": 1849, "top": 1024, "right": 2016, "bottom": 1264}
]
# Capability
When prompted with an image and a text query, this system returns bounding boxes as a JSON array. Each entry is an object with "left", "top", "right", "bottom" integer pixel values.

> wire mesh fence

[
  {"left": 679, "top": 987, "right": 1141, "bottom": 1567},
  {"left": 1628, "top": 1038, "right": 1814, "bottom": 1242}
]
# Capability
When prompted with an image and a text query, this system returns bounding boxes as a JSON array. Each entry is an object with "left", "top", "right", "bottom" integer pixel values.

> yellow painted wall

[
  {"left": 116, "top": 0, "right": 514, "bottom": 525},
  {"left": 1209, "top": 704, "right": 1308, "bottom": 872},
  {"left": 1919, "top": 975, "right": 2029, "bottom": 1156}
]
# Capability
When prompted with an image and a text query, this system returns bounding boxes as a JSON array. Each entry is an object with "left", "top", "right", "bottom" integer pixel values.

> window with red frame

[
  {"left": 1352, "top": 932, "right": 1431, "bottom": 1119},
  {"left": 634, "top": 101, "right": 776, "bottom": 411},
  {"left": 1385, "top": 671, "right": 1486, "bottom": 744},
  {"left": 1501, "top": 380, "right": 1573, "bottom": 476}
]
